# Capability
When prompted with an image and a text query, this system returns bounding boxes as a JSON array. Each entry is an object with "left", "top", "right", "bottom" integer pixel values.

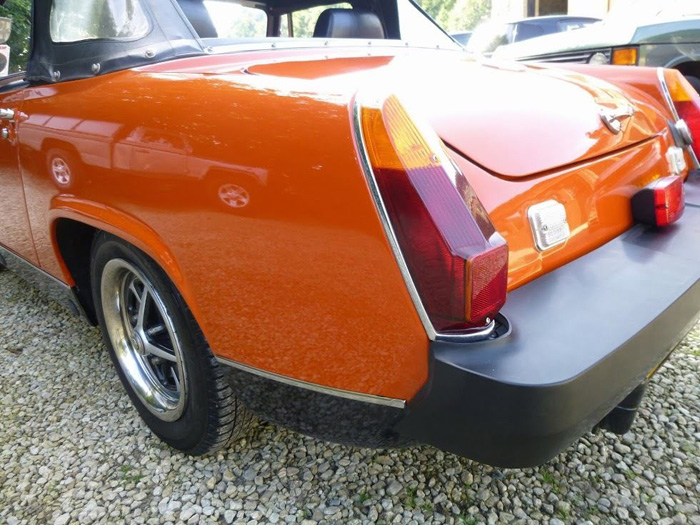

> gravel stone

[
  {"left": 54, "top": 514, "right": 70, "bottom": 525},
  {"left": 387, "top": 480, "right": 403, "bottom": 496},
  {"left": 0, "top": 270, "right": 699, "bottom": 524}
]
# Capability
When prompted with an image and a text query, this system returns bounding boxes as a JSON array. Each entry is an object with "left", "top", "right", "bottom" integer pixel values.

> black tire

[
  {"left": 684, "top": 75, "right": 700, "bottom": 94},
  {"left": 90, "top": 232, "right": 252, "bottom": 455}
]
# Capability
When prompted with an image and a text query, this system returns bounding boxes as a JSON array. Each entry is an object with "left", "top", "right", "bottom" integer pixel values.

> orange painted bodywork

[
  {"left": 7, "top": 64, "right": 429, "bottom": 401},
  {"left": 0, "top": 48, "right": 683, "bottom": 400},
  {"left": 543, "top": 64, "right": 678, "bottom": 118}
]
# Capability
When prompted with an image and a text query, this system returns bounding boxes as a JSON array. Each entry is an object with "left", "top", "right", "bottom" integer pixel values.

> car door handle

[{"left": 0, "top": 108, "right": 15, "bottom": 121}]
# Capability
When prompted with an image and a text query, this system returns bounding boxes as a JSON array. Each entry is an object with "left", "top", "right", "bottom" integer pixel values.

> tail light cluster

[
  {"left": 662, "top": 69, "right": 700, "bottom": 160},
  {"left": 359, "top": 95, "right": 508, "bottom": 333}
]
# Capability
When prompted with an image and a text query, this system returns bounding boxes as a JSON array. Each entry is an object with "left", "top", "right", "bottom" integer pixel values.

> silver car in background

[
  {"left": 467, "top": 15, "right": 598, "bottom": 56},
  {"left": 494, "top": 0, "right": 700, "bottom": 87}
]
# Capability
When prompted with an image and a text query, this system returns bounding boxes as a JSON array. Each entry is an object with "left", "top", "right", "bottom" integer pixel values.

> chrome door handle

[
  {"left": 1, "top": 128, "right": 9, "bottom": 140},
  {"left": 0, "top": 108, "right": 15, "bottom": 120}
]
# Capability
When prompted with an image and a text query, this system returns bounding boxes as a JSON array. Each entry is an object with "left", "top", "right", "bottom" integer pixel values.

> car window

[
  {"left": 451, "top": 32, "right": 472, "bottom": 46},
  {"left": 557, "top": 19, "right": 595, "bottom": 31},
  {"left": 284, "top": 3, "right": 352, "bottom": 38},
  {"left": 50, "top": 0, "right": 150, "bottom": 43},
  {"left": 280, "top": 13, "right": 290, "bottom": 36},
  {"left": 397, "top": 0, "right": 458, "bottom": 48},
  {"left": 140, "top": 129, "right": 188, "bottom": 151},
  {"left": 0, "top": 4, "right": 31, "bottom": 75},
  {"left": 466, "top": 21, "right": 511, "bottom": 54},
  {"left": 204, "top": 1, "right": 268, "bottom": 38},
  {"left": 512, "top": 22, "right": 546, "bottom": 42}
]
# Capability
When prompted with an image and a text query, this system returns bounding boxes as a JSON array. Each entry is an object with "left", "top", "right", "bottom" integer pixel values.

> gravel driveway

[{"left": 1, "top": 270, "right": 698, "bottom": 525}]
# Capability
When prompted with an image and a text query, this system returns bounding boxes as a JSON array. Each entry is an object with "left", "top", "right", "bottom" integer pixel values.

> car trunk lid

[
  {"left": 241, "top": 53, "right": 663, "bottom": 178},
  {"left": 384, "top": 59, "right": 663, "bottom": 178}
]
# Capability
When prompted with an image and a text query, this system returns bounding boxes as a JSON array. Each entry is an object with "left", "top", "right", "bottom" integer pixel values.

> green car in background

[{"left": 493, "top": 0, "right": 700, "bottom": 88}]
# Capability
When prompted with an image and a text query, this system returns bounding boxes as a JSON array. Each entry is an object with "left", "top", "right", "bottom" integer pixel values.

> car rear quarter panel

[{"left": 17, "top": 70, "right": 429, "bottom": 400}]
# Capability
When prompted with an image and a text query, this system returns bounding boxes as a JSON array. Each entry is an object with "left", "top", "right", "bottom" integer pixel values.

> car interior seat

[{"left": 313, "top": 8, "right": 385, "bottom": 39}]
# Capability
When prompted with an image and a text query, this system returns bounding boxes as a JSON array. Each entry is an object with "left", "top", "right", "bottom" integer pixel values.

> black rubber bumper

[{"left": 395, "top": 180, "right": 700, "bottom": 468}]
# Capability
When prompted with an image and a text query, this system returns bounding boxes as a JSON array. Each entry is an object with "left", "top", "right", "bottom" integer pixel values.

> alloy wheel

[{"left": 100, "top": 259, "right": 187, "bottom": 421}]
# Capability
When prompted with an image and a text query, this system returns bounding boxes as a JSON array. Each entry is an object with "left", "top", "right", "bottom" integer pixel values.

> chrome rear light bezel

[
  {"left": 657, "top": 68, "right": 700, "bottom": 170},
  {"left": 352, "top": 95, "right": 498, "bottom": 343}
]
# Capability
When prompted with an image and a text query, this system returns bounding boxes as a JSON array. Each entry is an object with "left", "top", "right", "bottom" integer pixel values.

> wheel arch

[
  {"left": 42, "top": 137, "right": 81, "bottom": 155},
  {"left": 671, "top": 60, "right": 700, "bottom": 79},
  {"left": 50, "top": 201, "right": 201, "bottom": 330}
]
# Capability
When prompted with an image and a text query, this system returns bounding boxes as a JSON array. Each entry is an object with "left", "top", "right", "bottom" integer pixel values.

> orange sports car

[{"left": 1, "top": 0, "right": 699, "bottom": 467}]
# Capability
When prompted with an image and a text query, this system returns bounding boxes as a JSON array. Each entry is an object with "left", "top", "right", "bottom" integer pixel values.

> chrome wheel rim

[
  {"left": 218, "top": 183, "right": 250, "bottom": 208},
  {"left": 101, "top": 259, "right": 187, "bottom": 421},
  {"left": 51, "top": 157, "right": 71, "bottom": 186}
]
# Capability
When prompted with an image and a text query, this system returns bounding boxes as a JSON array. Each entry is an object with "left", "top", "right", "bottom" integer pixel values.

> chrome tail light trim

[
  {"left": 657, "top": 67, "right": 700, "bottom": 170},
  {"left": 351, "top": 94, "right": 497, "bottom": 344}
]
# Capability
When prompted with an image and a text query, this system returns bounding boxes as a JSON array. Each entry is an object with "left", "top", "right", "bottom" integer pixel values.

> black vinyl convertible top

[
  {"left": 23, "top": 0, "right": 401, "bottom": 83},
  {"left": 27, "top": 0, "right": 205, "bottom": 83}
]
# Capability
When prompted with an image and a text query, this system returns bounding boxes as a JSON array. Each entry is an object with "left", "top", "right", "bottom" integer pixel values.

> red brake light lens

[
  {"left": 360, "top": 95, "right": 508, "bottom": 332},
  {"left": 632, "top": 175, "right": 685, "bottom": 227},
  {"left": 654, "top": 176, "right": 685, "bottom": 226},
  {"left": 467, "top": 245, "right": 509, "bottom": 324}
]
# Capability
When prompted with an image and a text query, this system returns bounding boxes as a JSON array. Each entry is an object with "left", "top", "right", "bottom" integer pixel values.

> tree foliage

[
  {"left": 416, "top": 0, "right": 491, "bottom": 32},
  {"left": 0, "top": 0, "right": 31, "bottom": 73}
]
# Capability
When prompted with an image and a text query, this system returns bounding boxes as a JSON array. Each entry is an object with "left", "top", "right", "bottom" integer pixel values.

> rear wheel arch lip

[
  {"left": 663, "top": 55, "right": 700, "bottom": 71},
  {"left": 41, "top": 138, "right": 82, "bottom": 157},
  {"left": 670, "top": 59, "right": 700, "bottom": 79},
  {"left": 49, "top": 200, "right": 206, "bottom": 339}
]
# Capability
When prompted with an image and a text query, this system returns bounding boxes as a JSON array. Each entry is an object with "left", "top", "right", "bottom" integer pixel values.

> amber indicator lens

[
  {"left": 631, "top": 175, "right": 685, "bottom": 227},
  {"left": 361, "top": 95, "right": 508, "bottom": 331},
  {"left": 611, "top": 47, "right": 638, "bottom": 66}
]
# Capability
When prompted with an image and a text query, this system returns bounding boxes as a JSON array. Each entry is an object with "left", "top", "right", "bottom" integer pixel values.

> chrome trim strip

[
  {"left": 351, "top": 95, "right": 496, "bottom": 343},
  {"left": 657, "top": 67, "right": 700, "bottom": 170},
  {"left": 658, "top": 67, "right": 682, "bottom": 121},
  {"left": 531, "top": 49, "right": 610, "bottom": 64},
  {"left": 216, "top": 356, "right": 406, "bottom": 409},
  {"left": 435, "top": 319, "right": 496, "bottom": 342}
]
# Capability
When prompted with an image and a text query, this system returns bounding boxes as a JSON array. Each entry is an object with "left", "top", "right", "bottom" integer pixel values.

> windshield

[
  {"left": 191, "top": 0, "right": 458, "bottom": 50},
  {"left": 466, "top": 21, "right": 511, "bottom": 54},
  {"left": 396, "top": 0, "right": 458, "bottom": 48}
]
